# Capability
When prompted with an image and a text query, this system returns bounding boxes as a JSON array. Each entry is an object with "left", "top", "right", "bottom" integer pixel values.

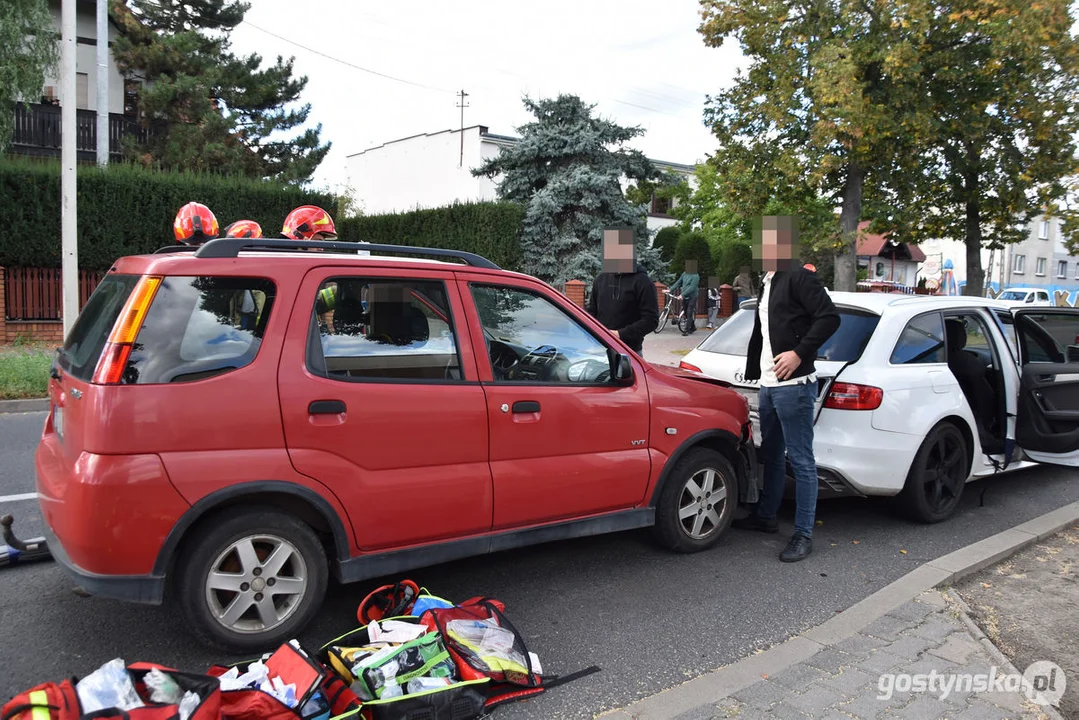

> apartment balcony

[{"left": 9, "top": 102, "right": 152, "bottom": 163}]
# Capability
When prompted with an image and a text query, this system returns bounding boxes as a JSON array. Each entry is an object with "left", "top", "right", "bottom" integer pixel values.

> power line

[{"left": 242, "top": 21, "right": 454, "bottom": 94}]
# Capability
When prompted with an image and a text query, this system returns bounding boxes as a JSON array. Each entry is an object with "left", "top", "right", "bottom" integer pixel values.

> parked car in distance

[
  {"left": 679, "top": 292, "right": 1079, "bottom": 524},
  {"left": 37, "top": 237, "right": 755, "bottom": 651},
  {"left": 996, "top": 287, "right": 1053, "bottom": 306}
]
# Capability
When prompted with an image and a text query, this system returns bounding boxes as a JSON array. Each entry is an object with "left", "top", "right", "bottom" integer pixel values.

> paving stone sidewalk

[{"left": 680, "top": 591, "right": 1057, "bottom": 720}]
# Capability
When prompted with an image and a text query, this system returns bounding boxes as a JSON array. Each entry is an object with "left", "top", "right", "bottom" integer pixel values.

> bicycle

[{"left": 655, "top": 290, "right": 692, "bottom": 334}]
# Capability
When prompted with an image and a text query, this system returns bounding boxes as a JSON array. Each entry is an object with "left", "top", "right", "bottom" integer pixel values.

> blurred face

[
  {"left": 685, "top": 260, "right": 698, "bottom": 274},
  {"left": 752, "top": 216, "right": 800, "bottom": 272},
  {"left": 603, "top": 228, "right": 636, "bottom": 272}
]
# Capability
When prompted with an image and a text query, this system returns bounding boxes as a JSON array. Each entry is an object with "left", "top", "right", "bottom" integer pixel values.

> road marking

[{"left": 0, "top": 493, "right": 39, "bottom": 503}]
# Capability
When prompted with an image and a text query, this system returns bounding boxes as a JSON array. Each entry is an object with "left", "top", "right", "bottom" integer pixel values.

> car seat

[{"left": 945, "top": 318, "right": 997, "bottom": 449}]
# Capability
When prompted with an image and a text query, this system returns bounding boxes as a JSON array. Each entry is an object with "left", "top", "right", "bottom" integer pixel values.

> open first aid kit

[{"left": 4, "top": 581, "right": 599, "bottom": 720}]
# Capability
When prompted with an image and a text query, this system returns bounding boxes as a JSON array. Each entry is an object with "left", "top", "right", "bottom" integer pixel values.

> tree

[
  {"left": 0, "top": 0, "right": 58, "bottom": 151},
  {"left": 879, "top": 0, "right": 1079, "bottom": 297},
  {"left": 698, "top": 0, "right": 928, "bottom": 291},
  {"left": 111, "top": 0, "right": 329, "bottom": 185},
  {"left": 652, "top": 226, "right": 683, "bottom": 264},
  {"left": 472, "top": 94, "right": 664, "bottom": 284}
]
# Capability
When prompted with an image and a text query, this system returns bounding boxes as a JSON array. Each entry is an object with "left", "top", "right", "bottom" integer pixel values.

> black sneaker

[
  {"left": 731, "top": 514, "right": 778, "bottom": 533},
  {"left": 780, "top": 533, "right": 813, "bottom": 563}
]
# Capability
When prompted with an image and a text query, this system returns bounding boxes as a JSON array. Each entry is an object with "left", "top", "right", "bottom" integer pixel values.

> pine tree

[
  {"left": 111, "top": 0, "right": 329, "bottom": 184},
  {"left": 473, "top": 95, "right": 664, "bottom": 285},
  {"left": 0, "top": 0, "right": 58, "bottom": 151}
]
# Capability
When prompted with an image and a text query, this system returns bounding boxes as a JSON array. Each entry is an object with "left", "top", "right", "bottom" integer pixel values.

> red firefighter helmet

[
  {"left": 803, "top": 263, "right": 817, "bottom": 273},
  {"left": 223, "top": 220, "right": 263, "bottom": 239},
  {"left": 173, "top": 202, "right": 220, "bottom": 245},
  {"left": 282, "top": 205, "right": 337, "bottom": 240}
]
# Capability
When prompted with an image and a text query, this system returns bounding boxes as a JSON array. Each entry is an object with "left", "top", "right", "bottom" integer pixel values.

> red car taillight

[
  {"left": 92, "top": 275, "right": 161, "bottom": 384},
  {"left": 823, "top": 382, "right": 883, "bottom": 411},
  {"left": 679, "top": 360, "right": 703, "bottom": 373}
]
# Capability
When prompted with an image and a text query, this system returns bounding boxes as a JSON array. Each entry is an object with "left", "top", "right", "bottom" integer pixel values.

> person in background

[
  {"left": 586, "top": 227, "right": 659, "bottom": 357},
  {"left": 732, "top": 265, "right": 756, "bottom": 309},
  {"left": 732, "top": 215, "right": 839, "bottom": 563},
  {"left": 669, "top": 260, "right": 701, "bottom": 336},
  {"left": 706, "top": 280, "right": 720, "bottom": 329}
]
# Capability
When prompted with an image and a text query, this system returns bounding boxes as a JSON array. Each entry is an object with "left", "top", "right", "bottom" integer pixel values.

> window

[
  {"left": 59, "top": 274, "right": 140, "bottom": 382},
  {"left": 1012, "top": 254, "right": 1026, "bottom": 274},
  {"left": 945, "top": 313, "right": 995, "bottom": 362},
  {"left": 890, "top": 312, "right": 946, "bottom": 365},
  {"left": 650, "top": 194, "right": 672, "bottom": 216},
  {"left": 1036, "top": 257, "right": 1047, "bottom": 276},
  {"left": 699, "top": 303, "right": 880, "bottom": 363},
  {"left": 75, "top": 73, "right": 89, "bottom": 110},
  {"left": 309, "top": 278, "right": 461, "bottom": 382},
  {"left": 992, "top": 310, "right": 1019, "bottom": 361},
  {"left": 1016, "top": 312, "right": 1079, "bottom": 365},
  {"left": 1039, "top": 220, "right": 1050, "bottom": 240},
  {"left": 471, "top": 284, "right": 612, "bottom": 384},
  {"left": 1059, "top": 261, "right": 1068, "bottom": 279},
  {"left": 124, "top": 276, "right": 276, "bottom": 384}
]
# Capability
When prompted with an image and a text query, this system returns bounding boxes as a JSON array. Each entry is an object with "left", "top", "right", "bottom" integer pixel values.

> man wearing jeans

[{"left": 732, "top": 216, "right": 839, "bottom": 562}]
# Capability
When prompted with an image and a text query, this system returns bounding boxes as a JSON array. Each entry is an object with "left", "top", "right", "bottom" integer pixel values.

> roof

[
  {"left": 346, "top": 125, "right": 491, "bottom": 157},
  {"left": 741, "top": 290, "right": 1011, "bottom": 315},
  {"left": 345, "top": 124, "right": 695, "bottom": 172},
  {"left": 856, "top": 221, "right": 926, "bottom": 263}
]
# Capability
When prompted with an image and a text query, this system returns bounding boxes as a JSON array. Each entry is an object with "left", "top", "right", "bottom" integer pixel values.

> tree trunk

[
  {"left": 834, "top": 163, "right": 863, "bottom": 292},
  {"left": 963, "top": 149, "right": 984, "bottom": 297}
]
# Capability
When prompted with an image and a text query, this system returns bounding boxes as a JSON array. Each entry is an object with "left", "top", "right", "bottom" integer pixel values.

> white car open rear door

[{"left": 1012, "top": 308, "right": 1079, "bottom": 466}]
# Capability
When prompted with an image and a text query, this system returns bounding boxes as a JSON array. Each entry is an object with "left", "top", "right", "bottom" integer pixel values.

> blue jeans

[{"left": 756, "top": 381, "right": 818, "bottom": 537}]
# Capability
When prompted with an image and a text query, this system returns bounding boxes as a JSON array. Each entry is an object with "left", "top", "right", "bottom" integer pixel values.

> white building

[
  {"left": 345, "top": 124, "right": 695, "bottom": 235},
  {"left": 11, "top": 0, "right": 145, "bottom": 163},
  {"left": 39, "top": 0, "right": 131, "bottom": 115},
  {"left": 917, "top": 215, "right": 1078, "bottom": 300}
]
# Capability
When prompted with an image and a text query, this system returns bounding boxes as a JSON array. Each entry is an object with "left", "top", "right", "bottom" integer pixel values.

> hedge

[
  {"left": 0, "top": 158, "right": 336, "bottom": 269},
  {"left": 336, "top": 202, "right": 524, "bottom": 272}
]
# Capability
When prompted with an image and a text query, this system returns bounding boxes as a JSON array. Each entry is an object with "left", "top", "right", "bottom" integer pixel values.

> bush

[
  {"left": 336, "top": 202, "right": 524, "bottom": 271},
  {"left": 712, "top": 239, "right": 754, "bottom": 287},
  {"left": 0, "top": 158, "right": 336, "bottom": 269},
  {"left": 652, "top": 226, "right": 682, "bottom": 264}
]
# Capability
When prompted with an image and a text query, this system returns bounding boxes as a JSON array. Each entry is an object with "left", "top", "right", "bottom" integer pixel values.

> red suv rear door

[
  {"left": 278, "top": 266, "right": 493, "bottom": 550},
  {"left": 457, "top": 276, "right": 652, "bottom": 529}
]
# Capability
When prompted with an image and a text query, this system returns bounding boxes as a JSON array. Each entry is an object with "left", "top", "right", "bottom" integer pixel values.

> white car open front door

[{"left": 1012, "top": 308, "right": 1079, "bottom": 466}]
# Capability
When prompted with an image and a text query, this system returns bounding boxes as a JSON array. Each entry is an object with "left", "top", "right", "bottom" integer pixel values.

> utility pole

[
  {"left": 61, "top": 0, "right": 79, "bottom": 338},
  {"left": 456, "top": 89, "right": 469, "bottom": 168},
  {"left": 95, "top": 0, "right": 109, "bottom": 167}
]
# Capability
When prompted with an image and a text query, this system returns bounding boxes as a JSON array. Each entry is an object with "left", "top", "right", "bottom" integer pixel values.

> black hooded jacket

[{"left": 586, "top": 269, "right": 659, "bottom": 354}]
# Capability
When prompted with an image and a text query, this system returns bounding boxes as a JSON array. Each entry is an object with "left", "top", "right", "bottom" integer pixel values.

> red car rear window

[
  {"left": 59, "top": 274, "right": 140, "bottom": 382},
  {"left": 121, "top": 276, "right": 277, "bottom": 384}
]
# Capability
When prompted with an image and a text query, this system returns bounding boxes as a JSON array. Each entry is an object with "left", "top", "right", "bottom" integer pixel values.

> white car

[
  {"left": 996, "top": 287, "right": 1053, "bottom": 306},
  {"left": 680, "top": 292, "right": 1079, "bottom": 522}
]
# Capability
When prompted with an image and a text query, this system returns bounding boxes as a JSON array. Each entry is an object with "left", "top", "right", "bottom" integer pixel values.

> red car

[{"left": 36, "top": 238, "right": 754, "bottom": 651}]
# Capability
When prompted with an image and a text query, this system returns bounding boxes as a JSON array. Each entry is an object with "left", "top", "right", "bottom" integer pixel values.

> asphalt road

[{"left": 2, "top": 410, "right": 1078, "bottom": 719}]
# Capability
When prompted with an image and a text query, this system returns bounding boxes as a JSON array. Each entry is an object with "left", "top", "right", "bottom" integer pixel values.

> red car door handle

[
  {"left": 512, "top": 401, "right": 541, "bottom": 414},
  {"left": 309, "top": 399, "right": 347, "bottom": 415}
]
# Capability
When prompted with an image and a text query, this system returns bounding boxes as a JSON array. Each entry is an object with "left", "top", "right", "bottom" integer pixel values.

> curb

[
  {"left": 601, "top": 501, "right": 1079, "bottom": 720},
  {"left": 943, "top": 589, "right": 1066, "bottom": 720},
  {"left": 0, "top": 398, "right": 48, "bottom": 414}
]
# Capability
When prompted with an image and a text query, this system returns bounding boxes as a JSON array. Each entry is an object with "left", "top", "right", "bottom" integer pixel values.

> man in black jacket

[
  {"left": 586, "top": 228, "right": 659, "bottom": 356},
  {"left": 732, "top": 216, "right": 840, "bottom": 563}
]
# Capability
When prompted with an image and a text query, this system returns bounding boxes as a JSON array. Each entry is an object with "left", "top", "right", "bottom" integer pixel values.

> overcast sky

[{"left": 227, "top": 0, "right": 745, "bottom": 192}]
